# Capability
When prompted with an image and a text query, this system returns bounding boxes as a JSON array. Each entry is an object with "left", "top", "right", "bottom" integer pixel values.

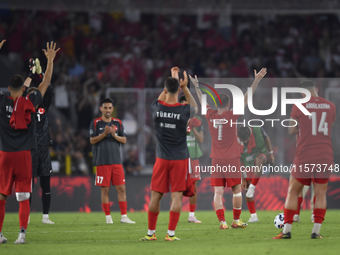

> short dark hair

[
  {"left": 101, "top": 98, "right": 113, "bottom": 106},
  {"left": 164, "top": 77, "right": 179, "bottom": 94},
  {"left": 238, "top": 126, "right": 251, "bottom": 142},
  {"left": 10, "top": 75, "right": 24, "bottom": 91},
  {"left": 179, "top": 95, "right": 187, "bottom": 103},
  {"left": 300, "top": 80, "right": 315, "bottom": 88},
  {"left": 216, "top": 93, "right": 230, "bottom": 108}
]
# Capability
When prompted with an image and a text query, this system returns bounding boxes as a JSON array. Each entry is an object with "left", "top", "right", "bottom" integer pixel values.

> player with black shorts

[
  {"left": 89, "top": 98, "right": 135, "bottom": 224},
  {"left": 23, "top": 58, "right": 55, "bottom": 224},
  {"left": 0, "top": 41, "right": 59, "bottom": 244},
  {"left": 140, "top": 67, "right": 198, "bottom": 241}
]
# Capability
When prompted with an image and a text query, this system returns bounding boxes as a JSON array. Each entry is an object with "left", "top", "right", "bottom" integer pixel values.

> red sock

[
  {"left": 283, "top": 208, "right": 295, "bottom": 225},
  {"left": 148, "top": 211, "right": 159, "bottom": 230},
  {"left": 247, "top": 201, "right": 256, "bottom": 214},
  {"left": 189, "top": 204, "right": 196, "bottom": 213},
  {"left": 19, "top": 200, "right": 30, "bottom": 230},
  {"left": 118, "top": 201, "right": 127, "bottom": 215},
  {"left": 0, "top": 200, "right": 5, "bottom": 232},
  {"left": 216, "top": 209, "right": 225, "bottom": 222},
  {"left": 233, "top": 208, "right": 242, "bottom": 220},
  {"left": 296, "top": 197, "right": 303, "bottom": 215},
  {"left": 313, "top": 196, "right": 316, "bottom": 209},
  {"left": 314, "top": 208, "right": 326, "bottom": 224},
  {"left": 168, "top": 211, "right": 180, "bottom": 231},
  {"left": 251, "top": 177, "right": 260, "bottom": 186},
  {"left": 102, "top": 203, "right": 110, "bottom": 216}
]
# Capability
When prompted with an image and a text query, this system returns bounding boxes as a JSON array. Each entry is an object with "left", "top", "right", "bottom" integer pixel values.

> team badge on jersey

[{"left": 38, "top": 108, "right": 45, "bottom": 115}]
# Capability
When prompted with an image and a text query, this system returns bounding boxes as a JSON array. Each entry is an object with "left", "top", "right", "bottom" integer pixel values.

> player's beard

[{"left": 105, "top": 112, "right": 111, "bottom": 118}]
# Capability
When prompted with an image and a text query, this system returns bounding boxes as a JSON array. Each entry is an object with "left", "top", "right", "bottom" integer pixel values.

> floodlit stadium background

[{"left": 1, "top": 0, "right": 340, "bottom": 211}]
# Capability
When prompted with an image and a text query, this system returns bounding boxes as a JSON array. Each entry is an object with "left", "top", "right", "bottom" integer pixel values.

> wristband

[{"left": 268, "top": 151, "right": 273, "bottom": 154}]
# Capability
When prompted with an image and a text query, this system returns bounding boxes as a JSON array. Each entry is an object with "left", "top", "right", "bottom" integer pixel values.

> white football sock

[
  {"left": 251, "top": 213, "right": 257, "bottom": 218},
  {"left": 283, "top": 223, "right": 292, "bottom": 234},
  {"left": 147, "top": 229, "right": 155, "bottom": 236},
  {"left": 189, "top": 212, "right": 195, "bottom": 217},
  {"left": 312, "top": 223, "right": 321, "bottom": 235},
  {"left": 167, "top": 230, "right": 175, "bottom": 236}
]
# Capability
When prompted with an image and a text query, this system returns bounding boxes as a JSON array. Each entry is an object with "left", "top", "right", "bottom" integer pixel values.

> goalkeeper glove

[{"left": 28, "top": 58, "right": 36, "bottom": 78}]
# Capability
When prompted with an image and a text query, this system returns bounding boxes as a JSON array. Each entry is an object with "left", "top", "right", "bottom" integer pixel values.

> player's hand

[
  {"left": 42, "top": 41, "right": 60, "bottom": 61},
  {"left": 171, "top": 67, "right": 180, "bottom": 80},
  {"left": 189, "top": 74, "right": 199, "bottom": 88},
  {"left": 254, "top": 68, "right": 267, "bottom": 81},
  {"left": 268, "top": 153, "right": 274, "bottom": 164},
  {"left": 0, "top": 39, "right": 5, "bottom": 50},
  {"left": 179, "top": 70, "right": 188, "bottom": 88},
  {"left": 28, "top": 58, "right": 36, "bottom": 78},
  {"left": 111, "top": 125, "right": 117, "bottom": 136},
  {"left": 241, "top": 178, "right": 247, "bottom": 190},
  {"left": 104, "top": 125, "right": 111, "bottom": 135}
]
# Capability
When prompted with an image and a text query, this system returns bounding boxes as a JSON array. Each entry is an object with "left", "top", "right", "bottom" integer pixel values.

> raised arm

[
  {"left": 38, "top": 42, "right": 60, "bottom": 97},
  {"left": 0, "top": 39, "right": 5, "bottom": 50},
  {"left": 244, "top": 68, "right": 267, "bottom": 108},
  {"left": 178, "top": 70, "right": 198, "bottom": 114},
  {"left": 189, "top": 75, "right": 203, "bottom": 105}
]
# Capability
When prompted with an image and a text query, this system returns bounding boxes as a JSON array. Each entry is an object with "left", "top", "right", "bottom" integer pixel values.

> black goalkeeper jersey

[
  {"left": 0, "top": 90, "right": 42, "bottom": 152},
  {"left": 23, "top": 85, "right": 53, "bottom": 146},
  {"left": 151, "top": 100, "right": 195, "bottom": 160},
  {"left": 88, "top": 117, "right": 126, "bottom": 166}
]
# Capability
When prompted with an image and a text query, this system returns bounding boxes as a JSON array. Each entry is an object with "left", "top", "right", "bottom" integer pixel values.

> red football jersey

[
  {"left": 291, "top": 96, "right": 336, "bottom": 164},
  {"left": 205, "top": 105, "right": 241, "bottom": 159}
]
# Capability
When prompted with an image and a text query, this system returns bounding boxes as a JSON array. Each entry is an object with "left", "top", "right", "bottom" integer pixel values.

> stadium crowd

[{"left": 0, "top": 10, "right": 340, "bottom": 174}]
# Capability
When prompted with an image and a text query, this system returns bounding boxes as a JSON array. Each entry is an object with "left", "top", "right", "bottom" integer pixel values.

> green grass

[{"left": 1, "top": 210, "right": 340, "bottom": 255}]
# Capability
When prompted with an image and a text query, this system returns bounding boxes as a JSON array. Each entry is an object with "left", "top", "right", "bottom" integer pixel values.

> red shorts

[
  {"left": 0, "top": 150, "right": 32, "bottom": 195},
  {"left": 210, "top": 158, "right": 241, "bottom": 188},
  {"left": 151, "top": 157, "right": 188, "bottom": 193},
  {"left": 189, "top": 159, "right": 201, "bottom": 181},
  {"left": 290, "top": 161, "right": 333, "bottom": 186},
  {"left": 96, "top": 164, "right": 125, "bottom": 186}
]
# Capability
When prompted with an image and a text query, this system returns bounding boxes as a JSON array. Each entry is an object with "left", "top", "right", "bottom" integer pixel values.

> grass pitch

[{"left": 1, "top": 210, "right": 340, "bottom": 255}]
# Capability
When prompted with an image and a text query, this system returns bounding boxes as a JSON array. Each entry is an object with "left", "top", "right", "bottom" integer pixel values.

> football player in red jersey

[
  {"left": 273, "top": 80, "right": 336, "bottom": 239},
  {"left": 190, "top": 68, "right": 267, "bottom": 229}
]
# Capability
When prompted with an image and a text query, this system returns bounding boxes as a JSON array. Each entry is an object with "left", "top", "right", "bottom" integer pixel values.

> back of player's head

[
  {"left": 238, "top": 126, "right": 251, "bottom": 142},
  {"left": 10, "top": 75, "right": 24, "bottom": 91},
  {"left": 27, "top": 87, "right": 39, "bottom": 94},
  {"left": 216, "top": 93, "right": 230, "bottom": 109},
  {"left": 179, "top": 95, "right": 187, "bottom": 103},
  {"left": 300, "top": 80, "right": 315, "bottom": 89},
  {"left": 101, "top": 98, "right": 113, "bottom": 107},
  {"left": 164, "top": 77, "right": 179, "bottom": 94}
]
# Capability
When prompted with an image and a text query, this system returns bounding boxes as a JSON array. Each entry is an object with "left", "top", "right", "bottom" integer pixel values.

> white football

[{"left": 274, "top": 213, "right": 284, "bottom": 229}]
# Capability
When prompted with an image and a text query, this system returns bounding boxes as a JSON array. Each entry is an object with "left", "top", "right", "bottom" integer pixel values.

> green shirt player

[
  {"left": 237, "top": 126, "right": 274, "bottom": 223},
  {"left": 180, "top": 95, "right": 204, "bottom": 224}
]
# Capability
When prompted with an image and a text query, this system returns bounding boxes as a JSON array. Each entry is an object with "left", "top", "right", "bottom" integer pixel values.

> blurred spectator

[{"left": 123, "top": 149, "right": 142, "bottom": 176}]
